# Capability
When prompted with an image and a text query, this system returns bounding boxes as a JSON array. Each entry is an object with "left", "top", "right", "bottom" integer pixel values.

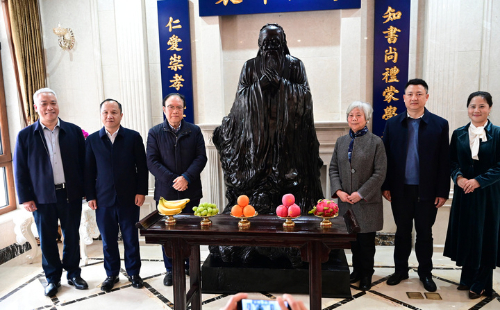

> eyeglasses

[{"left": 166, "top": 105, "right": 184, "bottom": 111}]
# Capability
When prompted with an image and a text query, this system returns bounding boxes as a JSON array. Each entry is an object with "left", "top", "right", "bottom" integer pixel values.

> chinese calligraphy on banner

[
  {"left": 199, "top": 0, "right": 361, "bottom": 17},
  {"left": 372, "top": 0, "right": 411, "bottom": 136},
  {"left": 158, "top": 0, "right": 194, "bottom": 123}
]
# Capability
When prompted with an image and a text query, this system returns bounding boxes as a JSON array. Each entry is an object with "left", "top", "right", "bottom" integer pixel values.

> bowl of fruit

[
  {"left": 231, "top": 195, "right": 257, "bottom": 228},
  {"left": 276, "top": 193, "right": 301, "bottom": 228},
  {"left": 193, "top": 202, "right": 219, "bottom": 226},
  {"left": 157, "top": 197, "right": 190, "bottom": 225},
  {"left": 309, "top": 199, "right": 339, "bottom": 228}
]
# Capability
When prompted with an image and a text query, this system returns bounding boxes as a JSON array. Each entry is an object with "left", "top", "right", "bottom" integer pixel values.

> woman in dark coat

[
  {"left": 329, "top": 101, "right": 387, "bottom": 291},
  {"left": 444, "top": 91, "right": 500, "bottom": 299}
]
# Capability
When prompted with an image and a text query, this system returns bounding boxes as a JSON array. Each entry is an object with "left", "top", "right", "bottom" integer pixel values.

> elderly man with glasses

[{"left": 146, "top": 93, "right": 207, "bottom": 286}]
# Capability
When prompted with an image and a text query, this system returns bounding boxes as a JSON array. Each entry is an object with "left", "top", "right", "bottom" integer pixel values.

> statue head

[{"left": 257, "top": 24, "right": 290, "bottom": 69}]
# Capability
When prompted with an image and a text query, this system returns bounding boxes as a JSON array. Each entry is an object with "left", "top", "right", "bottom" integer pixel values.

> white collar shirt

[
  {"left": 106, "top": 128, "right": 119, "bottom": 144},
  {"left": 40, "top": 119, "right": 66, "bottom": 184}
]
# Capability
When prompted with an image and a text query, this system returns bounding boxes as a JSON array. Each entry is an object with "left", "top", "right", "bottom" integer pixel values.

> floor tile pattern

[{"left": 0, "top": 244, "right": 499, "bottom": 309}]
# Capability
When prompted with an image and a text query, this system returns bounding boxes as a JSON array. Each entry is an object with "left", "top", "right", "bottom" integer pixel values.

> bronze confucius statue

[
  {"left": 213, "top": 23, "right": 324, "bottom": 216},
  {"left": 211, "top": 24, "right": 324, "bottom": 267}
]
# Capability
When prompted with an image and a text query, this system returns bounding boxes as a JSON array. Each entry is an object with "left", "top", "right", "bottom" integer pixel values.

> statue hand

[{"left": 265, "top": 68, "right": 280, "bottom": 87}]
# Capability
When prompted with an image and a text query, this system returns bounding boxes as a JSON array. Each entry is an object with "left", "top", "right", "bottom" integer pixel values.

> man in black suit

[
  {"left": 85, "top": 99, "right": 149, "bottom": 292},
  {"left": 382, "top": 79, "right": 450, "bottom": 292},
  {"left": 14, "top": 88, "right": 88, "bottom": 297},
  {"left": 147, "top": 93, "right": 207, "bottom": 286}
]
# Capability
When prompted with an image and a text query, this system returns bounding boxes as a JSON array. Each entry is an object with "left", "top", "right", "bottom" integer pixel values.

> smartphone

[{"left": 237, "top": 298, "right": 291, "bottom": 310}]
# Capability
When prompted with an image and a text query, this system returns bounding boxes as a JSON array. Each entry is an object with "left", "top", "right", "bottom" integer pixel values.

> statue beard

[{"left": 261, "top": 49, "right": 284, "bottom": 72}]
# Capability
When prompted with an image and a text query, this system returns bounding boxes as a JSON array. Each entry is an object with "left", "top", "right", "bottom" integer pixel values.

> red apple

[
  {"left": 288, "top": 204, "right": 301, "bottom": 217},
  {"left": 276, "top": 205, "right": 288, "bottom": 217},
  {"left": 282, "top": 193, "right": 295, "bottom": 207}
]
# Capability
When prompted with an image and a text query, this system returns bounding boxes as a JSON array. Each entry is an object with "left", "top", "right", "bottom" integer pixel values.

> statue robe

[{"left": 213, "top": 54, "right": 324, "bottom": 214}]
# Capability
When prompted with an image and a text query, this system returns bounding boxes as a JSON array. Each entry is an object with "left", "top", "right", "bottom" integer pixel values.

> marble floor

[{"left": 0, "top": 242, "right": 499, "bottom": 310}]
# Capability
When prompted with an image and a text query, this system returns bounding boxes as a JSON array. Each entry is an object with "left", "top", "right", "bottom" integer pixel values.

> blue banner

[
  {"left": 158, "top": 0, "right": 194, "bottom": 123},
  {"left": 199, "top": 0, "right": 361, "bottom": 17},
  {"left": 372, "top": 0, "right": 411, "bottom": 137}
]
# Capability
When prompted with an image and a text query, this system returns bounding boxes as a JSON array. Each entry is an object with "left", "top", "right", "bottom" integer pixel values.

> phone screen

[{"left": 238, "top": 298, "right": 290, "bottom": 310}]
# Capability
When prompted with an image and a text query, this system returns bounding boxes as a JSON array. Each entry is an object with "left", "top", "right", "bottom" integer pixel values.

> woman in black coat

[{"left": 444, "top": 91, "right": 500, "bottom": 299}]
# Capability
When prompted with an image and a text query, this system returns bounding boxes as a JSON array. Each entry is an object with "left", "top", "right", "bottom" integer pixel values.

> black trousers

[
  {"left": 351, "top": 232, "right": 376, "bottom": 277},
  {"left": 391, "top": 185, "right": 437, "bottom": 278},
  {"left": 156, "top": 199, "right": 199, "bottom": 271},
  {"left": 33, "top": 189, "right": 82, "bottom": 283},
  {"left": 96, "top": 200, "right": 141, "bottom": 277}
]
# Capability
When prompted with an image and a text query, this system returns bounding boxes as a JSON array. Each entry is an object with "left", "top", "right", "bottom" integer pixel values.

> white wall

[
  {"left": 217, "top": 5, "right": 375, "bottom": 122},
  {"left": 421, "top": 0, "right": 500, "bottom": 132},
  {"left": 39, "top": 0, "right": 102, "bottom": 132}
]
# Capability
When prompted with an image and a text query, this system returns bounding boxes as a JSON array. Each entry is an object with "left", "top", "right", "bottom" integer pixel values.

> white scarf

[{"left": 469, "top": 121, "right": 488, "bottom": 160}]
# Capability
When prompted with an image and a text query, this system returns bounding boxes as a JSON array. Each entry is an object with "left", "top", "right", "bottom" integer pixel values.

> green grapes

[{"left": 193, "top": 202, "right": 219, "bottom": 217}]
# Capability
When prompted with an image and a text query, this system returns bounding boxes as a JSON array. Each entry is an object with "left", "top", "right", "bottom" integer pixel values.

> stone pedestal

[{"left": 201, "top": 249, "right": 351, "bottom": 298}]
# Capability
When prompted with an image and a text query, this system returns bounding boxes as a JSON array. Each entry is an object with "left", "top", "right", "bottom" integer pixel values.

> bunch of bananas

[{"left": 157, "top": 197, "right": 190, "bottom": 216}]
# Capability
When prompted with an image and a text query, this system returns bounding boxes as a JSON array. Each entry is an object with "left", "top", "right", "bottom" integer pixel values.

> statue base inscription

[{"left": 201, "top": 249, "right": 351, "bottom": 298}]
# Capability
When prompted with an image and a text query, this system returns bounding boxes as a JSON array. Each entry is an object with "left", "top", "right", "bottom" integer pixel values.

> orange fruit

[
  {"left": 231, "top": 205, "right": 243, "bottom": 217},
  {"left": 243, "top": 205, "right": 255, "bottom": 217},
  {"left": 237, "top": 195, "right": 250, "bottom": 207}
]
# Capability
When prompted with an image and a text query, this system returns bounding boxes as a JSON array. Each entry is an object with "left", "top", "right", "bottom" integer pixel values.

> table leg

[
  {"left": 308, "top": 241, "right": 323, "bottom": 310},
  {"left": 189, "top": 245, "right": 201, "bottom": 310},
  {"left": 170, "top": 240, "right": 187, "bottom": 310}
]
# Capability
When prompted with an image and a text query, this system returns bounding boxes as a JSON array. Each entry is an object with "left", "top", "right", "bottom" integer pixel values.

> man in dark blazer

[
  {"left": 13, "top": 88, "right": 88, "bottom": 297},
  {"left": 85, "top": 99, "right": 149, "bottom": 292},
  {"left": 382, "top": 79, "right": 450, "bottom": 292},
  {"left": 147, "top": 93, "right": 207, "bottom": 286}
]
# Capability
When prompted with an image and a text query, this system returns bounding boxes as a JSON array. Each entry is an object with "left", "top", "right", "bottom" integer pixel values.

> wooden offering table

[{"left": 137, "top": 211, "right": 359, "bottom": 310}]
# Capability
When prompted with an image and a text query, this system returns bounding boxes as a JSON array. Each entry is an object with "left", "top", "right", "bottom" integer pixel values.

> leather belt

[{"left": 55, "top": 183, "right": 66, "bottom": 190}]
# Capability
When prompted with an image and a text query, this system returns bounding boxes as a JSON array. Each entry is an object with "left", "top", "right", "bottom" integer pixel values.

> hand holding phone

[
  {"left": 222, "top": 293, "right": 305, "bottom": 310},
  {"left": 278, "top": 294, "right": 307, "bottom": 310},
  {"left": 221, "top": 293, "right": 248, "bottom": 310},
  {"left": 237, "top": 298, "right": 290, "bottom": 310}
]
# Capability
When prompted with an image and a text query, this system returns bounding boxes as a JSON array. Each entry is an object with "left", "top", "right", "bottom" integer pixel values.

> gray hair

[
  {"left": 33, "top": 88, "right": 57, "bottom": 105},
  {"left": 346, "top": 101, "right": 373, "bottom": 121}
]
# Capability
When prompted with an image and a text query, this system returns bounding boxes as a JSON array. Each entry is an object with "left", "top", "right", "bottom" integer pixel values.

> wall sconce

[{"left": 53, "top": 23, "right": 75, "bottom": 50}]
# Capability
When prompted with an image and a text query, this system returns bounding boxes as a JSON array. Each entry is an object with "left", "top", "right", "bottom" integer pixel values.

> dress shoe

[
  {"left": 457, "top": 284, "right": 469, "bottom": 290},
  {"left": 68, "top": 276, "right": 88, "bottom": 290},
  {"left": 101, "top": 276, "right": 119, "bottom": 292},
  {"left": 45, "top": 282, "right": 61, "bottom": 297},
  {"left": 387, "top": 273, "right": 408, "bottom": 286},
  {"left": 359, "top": 276, "right": 372, "bottom": 291},
  {"left": 469, "top": 289, "right": 484, "bottom": 299},
  {"left": 350, "top": 270, "right": 361, "bottom": 283},
  {"left": 130, "top": 275, "right": 143, "bottom": 289},
  {"left": 420, "top": 276, "right": 437, "bottom": 292},
  {"left": 164, "top": 271, "right": 173, "bottom": 286}
]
